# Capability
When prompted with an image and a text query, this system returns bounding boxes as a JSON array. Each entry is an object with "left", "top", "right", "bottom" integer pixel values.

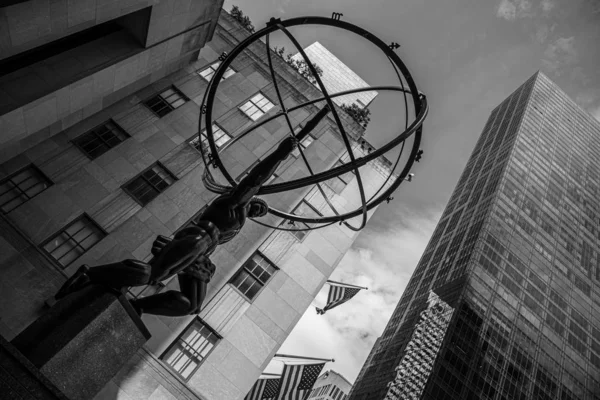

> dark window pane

[
  {"left": 230, "top": 252, "right": 278, "bottom": 301},
  {"left": 74, "top": 120, "right": 129, "bottom": 159},
  {"left": 43, "top": 215, "right": 105, "bottom": 268},
  {"left": 124, "top": 164, "right": 175, "bottom": 206},
  {"left": 0, "top": 165, "right": 52, "bottom": 213},
  {"left": 144, "top": 86, "right": 187, "bottom": 118}
]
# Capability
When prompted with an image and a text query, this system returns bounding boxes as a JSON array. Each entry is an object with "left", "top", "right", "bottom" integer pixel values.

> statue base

[{"left": 11, "top": 284, "right": 151, "bottom": 400}]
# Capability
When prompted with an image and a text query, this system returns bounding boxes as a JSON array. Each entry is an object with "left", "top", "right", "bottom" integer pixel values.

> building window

[
  {"left": 144, "top": 86, "right": 188, "bottom": 117},
  {"left": 189, "top": 124, "right": 231, "bottom": 152},
  {"left": 0, "top": 165, "right": 52, "bottom": 213},
  {"left": 123, "top": 163, "right": 176, "bottom": 206},
  {"left": 161, "top": 317, "right": 220, "bottom": 381},
  {"left": 230, "top": 251, "right": 278, "bottom": 301},
  {"left": 291, "top": 134, "right": 315, "bottom": 158},
  {"left": 284, "top": 200, "right": 321, "bottom": 241},
  {"left": 73, "top": 120, "right": 129, "bottom": 159},
  {"left": 198, "top": 61, "right": 236, "bottom": 81},
  {"left": 239, "top": 93, "right": 275, "bottom": 121},
  {"left": 327, "top": 179, "right": 347, "bottom": 195},
  {"left": 42, "top": 214, "right": 106, "bottom": 268}
]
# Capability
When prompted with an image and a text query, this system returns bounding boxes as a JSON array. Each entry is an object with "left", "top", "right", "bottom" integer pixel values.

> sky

[{"left": 224, "top": 0, "right": 600, "bottom": 383}]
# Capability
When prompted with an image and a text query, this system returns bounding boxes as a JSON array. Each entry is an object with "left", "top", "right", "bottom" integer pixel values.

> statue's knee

[
  {"left": 164, "top": 291, "right": 193, "bottom": 314},
  {"left": 174, "top": 226, "right": 203, "bottom": 240}
]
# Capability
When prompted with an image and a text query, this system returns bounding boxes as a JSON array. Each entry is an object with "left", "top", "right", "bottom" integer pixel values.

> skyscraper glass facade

[
  {"left": 349, "top": 72, "right": 600, "bottom": 400},
  {"left": 293, "top": 42, "right": 377, "bottom": 108}
]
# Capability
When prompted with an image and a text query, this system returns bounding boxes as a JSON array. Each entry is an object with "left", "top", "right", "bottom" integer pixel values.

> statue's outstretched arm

[{"left": 229, "top": 105, "right": 331, "bottom": 207}]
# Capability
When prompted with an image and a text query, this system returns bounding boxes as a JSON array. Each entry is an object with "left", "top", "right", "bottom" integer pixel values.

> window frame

[
  {"left": 291, "top": 134, "right": 316, "bottom": 158},
  {"left": 0, "top": 164, "right": 53, "bottom": 214},
  {"left": 122, "top": 162, "right": 177, "bottom": 207},
  {"left": 229, "top": 251, "right": 279, "bottom": 301},
  {"left": 160, "top": 317, "right": 221, "bottom": 381},
  {"left": 41, "top": 213, "right": 106, "bottom": 269},
  {"left": 143, "top": 86, "right": 189, "bottom": 118},
  {"left": 239, "top": 92, "right": 275, "bottom": 121},
  {"left": 197, "top": 61, "right": 236, "bottom": 82},
  {"left": 189, "top": 124, "right": 232, "bottom": 152},
  {"left": 72, "top": 119, "right": 129, "bottom": 160}
]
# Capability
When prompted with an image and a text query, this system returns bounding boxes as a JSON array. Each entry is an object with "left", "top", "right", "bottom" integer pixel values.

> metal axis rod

[
  {"left": 274, "top": 354, "right": 335, "bottom": 362},
  {"left": 326, "top": 279, "right": 368, "bottom": 290}
]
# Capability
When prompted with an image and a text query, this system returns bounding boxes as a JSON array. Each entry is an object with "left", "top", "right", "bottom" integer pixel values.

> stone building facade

[
  {"left": 0, "top": 8, "right": 394, "bottom": 400},
  {"left": 0, "top": 0, "right": 223, "bottom": 164}
]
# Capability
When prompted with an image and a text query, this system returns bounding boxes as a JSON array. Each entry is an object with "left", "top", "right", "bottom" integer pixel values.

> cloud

[
  {"left": 274, "top": 0, "right": 291, "bottom": 14},
  {"left": 534, "top": 24, "right": 551, "bottom": 43},
  {"left": 541, "top": 36, "right": 578, "bottom": 76},
  {"left": 541, "top": 0, "right": 555, "bottom": 12},
  {"left": 576, "top": 93, "right": 597, "bottom": 108},
  {"left": 496, "top": 0, "right": 534, "bottom": 20},
  {"left": 266, "top": 209, "right": 440, "bottom": 381},
  {"left": 497, "top": 0, "right": 517, "bottom": 20},
  {"left": 591, "top": 105, "right": 600, "bottom": 123},
  {"left": 497, "top": 0, "right": 558, "bottom": 21}
]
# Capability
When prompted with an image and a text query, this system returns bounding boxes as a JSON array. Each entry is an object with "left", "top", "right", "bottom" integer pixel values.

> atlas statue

[{"left": 55, "top": 105, "right": 332, "bottom": 317}]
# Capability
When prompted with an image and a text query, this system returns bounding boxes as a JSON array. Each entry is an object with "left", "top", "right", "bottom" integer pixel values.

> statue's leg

[
  {"left": 55, "top": 265, "right": 91, "bottom": 299},
  {"left": 128, "top": 268, "right": 208, "bottom": 317},
  {"left": 55, "top": 260, "right": 151, "bottom": 299},
  {"left": 129, "top": 291, "right": 193, "bottom": 317},
  {"left": 178, "top": 272, "right": 207, "bottom": 315},
  {"left": 87, "top": 259, "right": 151, "bottom": 287}
]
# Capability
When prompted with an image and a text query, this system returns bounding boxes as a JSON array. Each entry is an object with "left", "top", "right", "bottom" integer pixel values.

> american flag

[
  {"left": 275, "top": 363, "right": 325, "bottom": 400},
  {"left": 245, "top": 377, "right": 281, "bottom": 400},
  {"left": 316, "top": 284, "right": 361, "bottom": 315}
]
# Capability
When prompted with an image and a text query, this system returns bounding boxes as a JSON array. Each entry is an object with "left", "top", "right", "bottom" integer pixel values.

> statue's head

[{"left": 248, "top": 197, "right": 268, "bottom": 218}]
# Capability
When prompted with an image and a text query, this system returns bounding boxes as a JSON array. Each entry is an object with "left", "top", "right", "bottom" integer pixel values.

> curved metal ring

[{"left": 199, "top": 15, "right": 426, "bottom": 226}]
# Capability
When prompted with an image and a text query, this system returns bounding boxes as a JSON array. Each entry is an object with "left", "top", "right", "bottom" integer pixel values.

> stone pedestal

[
  {"left": 11, "top": 285, "right": 151, "bottom": 400},
  {"left": 0, "top": 335, "right": 68, "bottom": 400}
]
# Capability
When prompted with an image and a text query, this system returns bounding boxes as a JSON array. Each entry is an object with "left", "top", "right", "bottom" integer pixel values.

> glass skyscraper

[
  {"left": 293, "top": 42, "right": 377, "bottom": 109},
  {"left": 349, "top": 72, "right": 600, "bottom": 400}
]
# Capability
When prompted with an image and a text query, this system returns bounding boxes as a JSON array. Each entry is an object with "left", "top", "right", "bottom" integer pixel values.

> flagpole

[
  {"left": 260, "top": 372, "right": 281, "bottom": 377},
  {"left": 274, "top": 353, "right": 335, "bottom": 362},
  {"left": 326, "top": 279, "right": 368, "bottom": 290}
]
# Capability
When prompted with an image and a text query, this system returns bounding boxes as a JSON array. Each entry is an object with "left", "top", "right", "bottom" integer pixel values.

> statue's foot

[{"left": 55, "top": 265, "right": 91, "bottom": 300}]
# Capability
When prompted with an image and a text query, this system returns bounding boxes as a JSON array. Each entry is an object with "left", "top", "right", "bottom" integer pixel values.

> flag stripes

[
  {"left": 245, "top": 377, "right": 280, "bottom": 400},
  {"left": 316, "top": 284, "right": 361, "bottom": 314},
  {"left": 276, "top": 363, "right": 324, "bottom": 400}
]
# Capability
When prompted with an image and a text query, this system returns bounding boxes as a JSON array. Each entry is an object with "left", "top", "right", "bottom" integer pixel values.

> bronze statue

[{"left": 55, "top": 105, "right": 331, "bottom": 317}]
